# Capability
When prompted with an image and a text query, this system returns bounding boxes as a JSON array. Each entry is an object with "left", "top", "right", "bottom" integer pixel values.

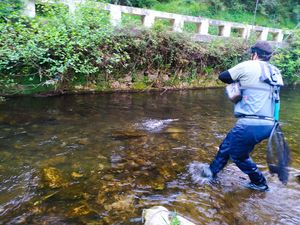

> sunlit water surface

[{"left": 0, "top": 88, "right": 299, "bottom": 225}]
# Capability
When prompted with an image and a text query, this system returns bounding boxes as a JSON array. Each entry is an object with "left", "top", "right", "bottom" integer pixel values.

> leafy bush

[
  {"left": 0, "top": 0, "right": 22, "bottom": 22},
  {"left": 1, "top": 1, "right": 297, "bottom": 95},
  {"left": 0, "top": 2, "right": 248, "bottom": 95},
  {"left": 273, "top": 30, "right": 300, "bottom": 85},
  {"left": 108, "top": 0, "right": 170, "bottom": 8},
  {"left": 0, "top": 2, "right": 114, "bottom": 94}
]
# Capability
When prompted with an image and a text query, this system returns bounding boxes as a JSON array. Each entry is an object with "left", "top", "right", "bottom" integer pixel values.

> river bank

[
  {"left": 4, "top": 75, "right": 223, "bottom": 97},
  {"left": 0, "top": 3, "right": 299, "bottom": 97}
]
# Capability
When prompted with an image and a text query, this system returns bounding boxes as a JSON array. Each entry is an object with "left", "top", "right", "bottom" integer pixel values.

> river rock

[
  {"left": 41, "top": 167, "right": 67, "bottom": 189},
  {"left": 71, "top": 171, "right": 84, "bottom": 179},
  {"left": 296, "top": 174, "right": 300, "bottom": 183},
  {"left": 97, "top": 154, "right": 107, "bottom": 160},
  {"left": 104, "top": 194, "right": 135, "bottom": 212},
  {"left": 52, "top": 184, "right": 89, "bottom": 201},
  {"left": 69, "top": 204, "right": 93, "bottom": 217},
  {"left": 164, "top": 127, "right": 185, "bottom": 133},
  {"left": 158, "top": 167, "right": 174, "bottom": 180},
  {"left": 39, "top": 156, "right": 66, "bottom": 167},
  {"left": 0, "top": 151, "right": 12, "bottom": 161},
  {"left": 77, "top": 138, "right": 89, "bottom": 145},
  {"left": 111, "top": 130, "right": 147, "bottom": 140}
]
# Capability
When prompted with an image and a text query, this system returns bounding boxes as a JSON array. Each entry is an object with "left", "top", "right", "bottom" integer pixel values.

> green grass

[
  {"left": 151, "top": 0, "right": 295, "bottom": 29},
  {"left": 152, "top": 0, "right": 211, "bottom": 17},
  {"left": 121, "top": 14, "right": 143, "bottom": 26}
]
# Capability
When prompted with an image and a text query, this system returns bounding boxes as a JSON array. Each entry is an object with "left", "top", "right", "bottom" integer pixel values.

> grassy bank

[
  {"left": 109, "top": 0, "right": 298, "bottom": 29},
  {"left": 150, "top": 0, "right": 297, "bottom": 29},
  {"left": 0, "top": 2, "right": 299, "bottom": 96}
]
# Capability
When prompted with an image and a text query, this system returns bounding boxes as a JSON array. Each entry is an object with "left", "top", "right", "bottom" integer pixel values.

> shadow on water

[{"left": 0, "top": 88, "right": 300, "bottom": 224}]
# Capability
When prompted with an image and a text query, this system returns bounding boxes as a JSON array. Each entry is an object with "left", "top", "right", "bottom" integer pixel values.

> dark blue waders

[{"left": 209, "top": 122, "right": 274, "bottom": 185}]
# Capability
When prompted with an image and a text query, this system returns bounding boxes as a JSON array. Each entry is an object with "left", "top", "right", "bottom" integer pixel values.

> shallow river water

[{"left": 0, "top": 88, "right": 300, "bottom": 225}]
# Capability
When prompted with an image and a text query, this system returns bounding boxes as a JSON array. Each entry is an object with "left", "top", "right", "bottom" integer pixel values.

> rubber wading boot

[{"left": 244, "top": 182, "right": 269, "bottom": 192}]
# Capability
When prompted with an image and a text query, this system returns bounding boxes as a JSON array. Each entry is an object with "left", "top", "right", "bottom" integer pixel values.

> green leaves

[
  {"left": 1, "top": 0, "right": 298, "bottom": 95},
  {"left": 0, "top": 0, "right": 22, "bottom": 22},
  {"left": 273, "top": 30, "right": 300, "bottom": 85}
]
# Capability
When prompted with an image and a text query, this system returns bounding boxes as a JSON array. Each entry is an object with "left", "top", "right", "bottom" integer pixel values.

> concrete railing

[{"left": 23, "top": 0, "right": 291, "bottom": 42}]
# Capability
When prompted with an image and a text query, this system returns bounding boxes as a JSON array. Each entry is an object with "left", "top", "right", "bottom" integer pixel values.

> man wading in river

[{"left": 200, "top": 41, "right": 283, "bottom": 191}]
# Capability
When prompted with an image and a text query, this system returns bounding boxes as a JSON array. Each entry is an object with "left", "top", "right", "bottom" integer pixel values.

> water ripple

[{"left": 137, "top": 118, "right": 179, "bottom": 132}]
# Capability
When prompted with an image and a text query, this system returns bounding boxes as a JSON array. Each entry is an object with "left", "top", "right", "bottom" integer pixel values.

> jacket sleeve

[{"left": 218, "top": 71, "right": 234, "bottom": 84}]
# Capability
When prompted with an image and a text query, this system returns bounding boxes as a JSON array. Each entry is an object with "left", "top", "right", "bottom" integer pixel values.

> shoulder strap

[{"left": 259, "top": 61, "right": 284, "bottom": 86}]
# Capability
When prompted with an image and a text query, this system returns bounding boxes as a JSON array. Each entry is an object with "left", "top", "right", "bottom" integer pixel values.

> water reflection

[{"left": 0, "top": 88, "right": 299, "bottom": 224}]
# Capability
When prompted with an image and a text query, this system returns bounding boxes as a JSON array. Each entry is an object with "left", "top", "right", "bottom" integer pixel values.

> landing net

[{"left": 267, "top": 122, "right": 291, "bottom": 184}]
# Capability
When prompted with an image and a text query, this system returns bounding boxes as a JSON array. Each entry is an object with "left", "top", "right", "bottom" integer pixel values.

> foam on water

[
  {"left": 138, "top": 118, "right": 179, "bottom": 132},
  {"left": 188, "top": 162, "right": 213, "bottom": 185}
]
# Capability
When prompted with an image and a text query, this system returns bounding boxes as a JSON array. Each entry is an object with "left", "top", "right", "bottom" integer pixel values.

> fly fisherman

[{"left": 201, "top": 41, "right": 283, "bottom": 191}]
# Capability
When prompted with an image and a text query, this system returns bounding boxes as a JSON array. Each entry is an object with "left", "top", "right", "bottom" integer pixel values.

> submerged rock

[
  {"left": 104, "top": 194, "right": 135, "bottom": 212},
  {"left": 164, "top": 127, "right": 185, "bottom": 133},
  {"left": 296, "top": 174, "right": 300, "bottom": 184},
  {"left": 111, "top": 130, "right": 147, "bottom": 140},
  {"left": 39, "top": 156, "right": 66, "bottom": 167},
  {"left": 77, "top": 138, "right": 89, "bottom": 145},
  {"left": 41, "top": 167, "right": 67, "bottom": 189},
  {"left": 71, "top": 171, "right": 84, "bottom": 179},
  {"left": 69, "top": 204, "right": 94, "bottom": 217}
]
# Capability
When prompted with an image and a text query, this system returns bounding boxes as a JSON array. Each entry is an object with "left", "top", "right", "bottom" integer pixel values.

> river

[{"left": 0, "top": 88, "right": 299, "bottom": 224}]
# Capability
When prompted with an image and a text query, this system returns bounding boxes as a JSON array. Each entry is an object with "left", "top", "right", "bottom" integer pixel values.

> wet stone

[
  {"left": 39, "top": 156, "right": 66, "bottom": 167},
  {"left": 31, "top": 215, "right": 68, "bottom": 225},
  {"left": 0, "top": 151, "right": 13, "bottom": 162},
  {"left": 98, "top": 163, "right": 105, "bottom": 170},
  {"left": 97, "top": 154, "right": 107, "bottom": 160},
  {"left": 104, "top": 194, "right": 135, "bottom": 212},
  {"left": 52, "top": 185, "right": 88, "bottom": 201},
  {"left": 69, "top": 204, "right": 94, "bottom": 217},
  {"left": 71, "top": 171, "right": 84, "bottom": 179},
  {"left": 41, "top": 167, "right": 67, "bottom": 189},
  {"left": 77, "top": 138, "right": 89, "bottom": 145},
  {"left": 158, "top": 167, "right": 175, "bottom": 179},
  {"left": 111, "top": 130, "right": 147, "bottom": 140},
  {"left": 101, "top": 174, "right": 115, "bottom": 181},
  {"left": 296, "top": 175, "right": 300, "bottom": 184},
  {"left": 164, "top": 127, "right": 185, "bottom": 133}
]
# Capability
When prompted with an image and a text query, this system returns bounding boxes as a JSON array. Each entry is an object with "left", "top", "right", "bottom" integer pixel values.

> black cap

[{"left": 250, "top": 41, "right": 273, "bottom": 54}]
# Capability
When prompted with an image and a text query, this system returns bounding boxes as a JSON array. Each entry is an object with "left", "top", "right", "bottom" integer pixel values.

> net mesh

[{"left": 267, "top": 122, "right": 291, "bottom": 184}]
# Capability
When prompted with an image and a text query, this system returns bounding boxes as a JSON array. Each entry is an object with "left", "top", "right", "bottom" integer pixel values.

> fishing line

[{"left": 245, "top": 0, "right": 260, "bottom": 41}]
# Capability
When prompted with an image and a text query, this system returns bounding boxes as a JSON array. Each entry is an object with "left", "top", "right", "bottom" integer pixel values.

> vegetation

[
  {"left": 110, "top": 0, "right": 299, "bottom": 29},
  {"left": 0, "top": 0, "right": 22, "bottom": 22},
  {"left": 273, "top": 30, "right": 300, "bottom": 85},
  {"left": 0, "top": 0, "right": 299, "bottom": 95}
]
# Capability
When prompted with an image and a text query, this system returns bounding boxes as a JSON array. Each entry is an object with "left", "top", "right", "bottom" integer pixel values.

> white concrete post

[
  {"left": 172, "top": 15, "right": 184, "bottom": 32},
  {"left": 109, "top": 4, "right": 122, "bottom": 26},
  {"left": 244, "top": 25, "right": 253, "bottom": 39},
  {"left": 23, "top": 0, "right": 36, "bottom": 18},
  {"left": 67, "top": 0, "right": 76, "bottom": 14},
  {"left": 142, "top": 15, "right": 155, "bottom": 28},
  {"left": 259, "top": 28, "right": 269, "bottom": 41},
  {"left": 274, "top": 31, "right": 284, "bottom": 42},
  {"left": 219, "top": 24, "right": 231, "bottom": 37},
  {"left": 197, "top": 19, "right": 209, "bottom": 35}
]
